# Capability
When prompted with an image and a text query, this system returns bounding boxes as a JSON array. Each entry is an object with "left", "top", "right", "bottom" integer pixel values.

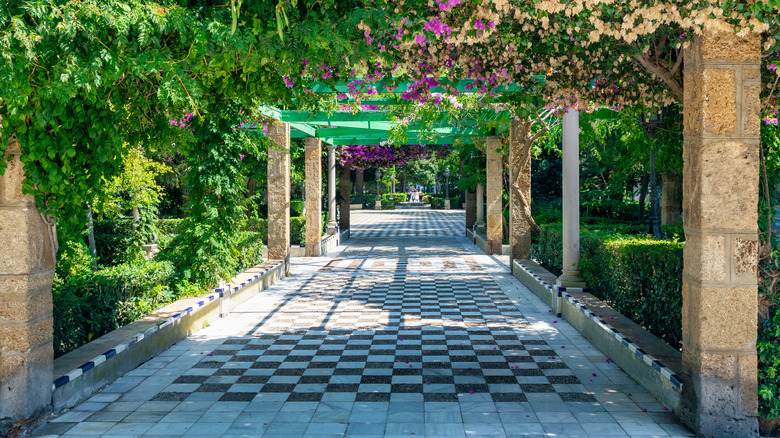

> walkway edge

[
  {"left": 51, "top": 260, "right": 285, "bottom": 412},
  {"left": 511, "top": 259, "right": 683, "bottom": 413}
]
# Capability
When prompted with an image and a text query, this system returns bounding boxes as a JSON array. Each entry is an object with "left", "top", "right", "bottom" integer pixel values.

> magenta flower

[{"left": 415, "top": 34, "right": 426, "bottom": 44}]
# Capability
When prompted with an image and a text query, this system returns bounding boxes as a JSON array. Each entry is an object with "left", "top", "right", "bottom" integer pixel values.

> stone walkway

[
  {"left": 350, "top": 209, "right": 463, "bottom": 238},
  {"left": 32, "top": 209, "right": 693, "bottom": 437}
]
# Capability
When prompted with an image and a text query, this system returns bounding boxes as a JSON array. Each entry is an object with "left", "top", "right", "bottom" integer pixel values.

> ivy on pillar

[
  {"left": 0, "top": 136, "right": 56, "bottom": 425},
  {"left": 267, "top": 122, "right": 290, "bottom": 263},
  {"left": 339, "top": 166, "right": 351, "bottom": 231},
  {"left": 304, "top": 138, "right": 322, "bottom": 257},
  {"left": 509, "top": 120, "right": 533, "bottom": 260},
  {"left": 326, "top": 144, "right": 338, "bottom": 234},
  {"left": 485, "top": 136, "right": 503, "bottom": 255},
  {"left": 556, "top": 109, "right": 586, "bottom": 288},
  {"left": 476, "top": 183, "right": 485, "bottom": 230},
  {"left": 680, "top": 29, "right": 760, "bottom": 437}
]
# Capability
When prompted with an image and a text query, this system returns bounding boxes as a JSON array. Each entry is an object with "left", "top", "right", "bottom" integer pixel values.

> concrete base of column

[
  {"left": 444, "top": 200, "right": 451, "bottom": 210},
  {"left": 556, "top": 270, "right": 586, "bottom": 288},
  {"left": 375, "top": 201, "right": 382, "bottom": 210}
]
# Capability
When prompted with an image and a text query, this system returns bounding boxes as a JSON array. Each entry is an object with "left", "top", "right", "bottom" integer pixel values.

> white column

[
  {"left": 327, "top": 144, "right": 338, "bottom": 234},
  {"left": 557, "top": 108, "right": 586, "bottom": 288},
  {"left": 476, "top": 183, "right": 485, "bottom": 229}
]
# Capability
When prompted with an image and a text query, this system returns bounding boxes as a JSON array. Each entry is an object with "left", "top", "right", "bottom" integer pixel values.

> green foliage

[
  {"left": 96, "top": 147, "right": 170, "bottom": 216},
  {"left": 759, "top": 306, "right": 780, "bottom": 419},
  {"left": 52, "top": 259, "right": 176, "bottom": 357},
  {"left": 381, "top": 198, "right": 396, "bottom": 210},
  {"left": 92, "top": 219, "right": 142, "bottom": 266},
  {"left": 533, "top": 223, "right": 683, "bottom": 348},
  {"left": 55, "top": 240, "right": 95, "bottom": 281},
  {"left": 290, "top": 217, "right": 306, "bottom": 245},
  {"left": 383, "top": 193, "right": 407, "bottom": 203},
  {"left": 290, "top": 200, "right": 305, "bottom": 217},
  {"left": 430, "top": 198, "right": 445, "bottom": 209},
  {"left": 422, "top": 194, "right": 433, "bottom": 204}
]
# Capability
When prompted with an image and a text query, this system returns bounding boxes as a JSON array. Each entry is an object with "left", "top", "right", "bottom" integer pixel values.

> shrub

[
  {"left": 430, "top": 198, "right": 445, "bottom": 209},
  {"left": 52, "top": 259, "right": 176, "bottom": 357},
  {"left": 384, "top": 193, "right": 407, "bottom": 203},
  {"left": 448, "top": 197, "right": 460, "bottom": 208},
  {"left": 422, "top": 195, "right": 432, "bottom": 204},
  {"left": 156, "top": 218, "right": 184, "bottom": 235},
  {"left": 381, "top": 199, "right": 396, "bottom": 210},
  {"left": 92, "top": 219, "right": 139, "bottom": 266},
  {"left": 235, "top": 231, "right": 264, "bottom": 272},
  {"left": 533, "top": 222, "right": 683, "bottom": 348},
  {"left": 364, "top": 194, "right": 377, "bottom": 207},
  {"left": 56, "top": 240, "right": 95, "bottom": 280},
  {"left": 290, "top": 200, "right": 305, "bottom": 217},
  {"left": 290, "top": 217, "right": 306, "bottom": 245}
]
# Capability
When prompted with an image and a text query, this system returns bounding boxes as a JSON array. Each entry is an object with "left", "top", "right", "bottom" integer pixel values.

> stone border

[
  {"left": 466, "top": 227, "right": 510, "bottom": 255},
  {"left": 511, "top": 259, "right": 683, "bottom": 412},
  {"left": 258, "top": 226, "right": 348, "bottom": 259},
  {"left": 51, "top": 260, "right": 285, "bottom": 411}
]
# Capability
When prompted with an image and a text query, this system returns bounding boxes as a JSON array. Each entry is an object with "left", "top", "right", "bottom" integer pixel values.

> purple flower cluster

[{"left": 336, "top": 144, "right": 450, "bottom": 170}]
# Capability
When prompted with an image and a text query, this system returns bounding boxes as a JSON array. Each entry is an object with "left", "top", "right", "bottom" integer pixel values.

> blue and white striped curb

[
  {"left": 514, "top": 261, "right": 683, "bottom": 392},
  {"left": 53, "top": 260, "right": 284, "bottom": 391}
]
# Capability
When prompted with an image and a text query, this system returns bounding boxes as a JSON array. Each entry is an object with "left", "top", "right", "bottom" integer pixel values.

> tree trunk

[
  {"left": 246, "top": 178, "right": 256, "bottom": 218},
  {"left": 86, "top": 209, "right": 98, "bottom": 270},
  {"left": 638, "top": 173, "right": 649, "bottom": 222},
  {"left": 661, "top": 171, "right": 682, "bottom": 225}
]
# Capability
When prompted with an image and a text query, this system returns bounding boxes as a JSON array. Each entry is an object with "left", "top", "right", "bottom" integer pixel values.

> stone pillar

[
  {"left": 680, "top": 29, "right": 760, "bottom": 437},
  {"left": 509, "top": 120, "right": 532, "bottom": 260},
  {"left": 339, "top": 167, "right": 351, "bottom": 230},
  {"left": 465, "top": 190, "right": 476, "bottom": 229},
  {"left": 355, "top": 170, "right": 364, "bottom": 204},
  {"left": 486, "top": 136, "right": 503, "bottom": 255},
  {"left": 326, "top": 144, "right": 338, "bottom": 234},
  {"left": 476, "top": 183, "right": 485, "bottom": 229},
  {"left": 556, "top": 109, "right": 586, "bottom": 288},
  {"left": 267, "top": 122, "right": 290, "bottom": 261},
  {"left": 305, "top": 138, "right": 322, "bottom": 257},
  {"left": 0, "top": 135, "right": 56, "bottom": 425}
]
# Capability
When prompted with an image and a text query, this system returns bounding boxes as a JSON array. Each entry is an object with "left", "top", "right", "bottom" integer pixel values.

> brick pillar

[
  {"left": 509, "top": 120, "right": 532, "bottom": 260},
  {"left": 465, "top": 190, "right": 476, "bottom": 229},
  {"left": 680, "top": 29, "right": 760, "bottom": 437},
  {"left": 486, "top": 136, "right": 503, "bottom": 255},
  {"left": 267, "top": 122, "right": 290, "bottom": 261},
  {"left": 0, "top": 135, "right": 56, "bottom": 424},
  {"left": 339, "top": 166, "right": 351, "bottom": 230},
  {"left": 305, "top": 138, "right": 322, "bottom": 257}
]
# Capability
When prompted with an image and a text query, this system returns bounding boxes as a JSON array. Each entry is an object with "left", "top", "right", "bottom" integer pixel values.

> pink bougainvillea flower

[{"left": 415, "top": 34, "right": 426, "bottom": 44}]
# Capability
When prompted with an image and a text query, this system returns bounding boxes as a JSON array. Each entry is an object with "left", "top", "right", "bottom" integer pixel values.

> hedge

[
  {"left": 383, "top": 193, "right": 407, "bottom": 203},
  {"left": 290, "top": 200, "right": 305, "bottom": 217},
  {"left": 430, "top": 197, "right": 460, "bottom": 209},
  {"left": 93, "top": 218, "right": 185, "bottom": 266},
  {"left": 381, "top": 198, "right": 396, "bottom": 210},
  {"left": 53, "top": 259, "right": 177, "bottom": 357},
  {"left": 532, "top": 223, "right": 683, "bottom": 348}
]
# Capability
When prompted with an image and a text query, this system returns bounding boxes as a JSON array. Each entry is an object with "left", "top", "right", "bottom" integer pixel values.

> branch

[{"left": 635, "top": 53, "right": 684, "bottom": 102}]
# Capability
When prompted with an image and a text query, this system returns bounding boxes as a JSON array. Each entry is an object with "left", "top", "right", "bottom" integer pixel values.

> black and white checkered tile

[
  {"left": 350, "top": 209, "right": 464, "bottom": 238},
  {"left": 144, "top": 255, "right": 593, "bottom": 407}
]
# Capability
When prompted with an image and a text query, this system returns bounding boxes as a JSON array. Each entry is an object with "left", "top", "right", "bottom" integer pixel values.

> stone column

[
  {"left": 556, "top": 109, "right": 586, "bottom": 288},
  {"left": 355, "top": 170, "right": 364, "bottom": 205},
  {"left": 326, "top": 144, "right": 338, "bottom": 234},
  {"left": 267, "top": 122, "right": 290, "bottom": 261},
  {"left": 305, "top": 138, "right": 322, "bottom": 257},
  {"left": 509, "top": 120, "right": 532, "bottom": 260},
  {"left": 679, "top": 29, "right": 760, "bottom": 437},
  {"left": 465, "top": 190, "right": 476, "bottom": 229},
  {"left": 339, "top": 167, "right": 351, "bottom": 230},
  {"left": 476, "top": 183, "right": 485, "bottom": 229},
  {"left": 486, "top": 136, "right": 503, "bottom": 255},
  {"left": 0, "top": 135, "right": 56, "bottom": 425}
]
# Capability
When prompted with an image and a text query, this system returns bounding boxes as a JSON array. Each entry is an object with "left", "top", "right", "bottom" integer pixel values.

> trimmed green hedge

[
  {"left": 383, "top": 193, "right": 407, "bottom": 203},
  {"left": 249, "top": 217, "right": 307, "bottom": 245},
  {"left": 53, "top": 259, "right": 177, "bottom": 357},
  {"left": 381, "top": 199, "right": 396, "bottom": 210},
  {"left": 430, "top": 197, "right": 461, "bottom": 209},
  {"left": 93, "top": 218, "right": 185, "bottom": 266},
  {"left": 290, "top": 200, "right": 305, "bottom": 217},
  {"left": 533, "top": 223, "right": 683, "bottom": 348}
]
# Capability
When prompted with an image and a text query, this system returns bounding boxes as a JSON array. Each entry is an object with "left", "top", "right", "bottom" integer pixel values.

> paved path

[
  {"left": 350, "top": 209, "right": 463, "bottom": 238},
  {"left": 33, "top": 209, "right": 693, "bottom": 437}
]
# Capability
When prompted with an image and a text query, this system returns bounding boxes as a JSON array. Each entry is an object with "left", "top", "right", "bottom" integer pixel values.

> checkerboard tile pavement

[
  {"left": 32, "top": 232, "right": 694, "bottom": 437},
  {"left": 350, "top": 209, "right": 464, "bottom": 238}
]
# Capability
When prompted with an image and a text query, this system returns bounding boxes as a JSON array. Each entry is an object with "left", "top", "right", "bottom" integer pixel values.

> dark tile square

[
  {"left": 484, "top": 376, "right": 517, "bottom": 384},
  {"left": 218, "top": 392, "right": 257, "bottom": 402},
  {"left": 547, "top": 376, "right": 581, "bottom": 384},
  {"left": 326, "top": 383, "right": 360, "bottom": 392},
  {"left": 537, "top": 362, "right": 568, "bottom": 369},
  {"left": 339, "top": 356, "right": 368, "bottom": 362},
  {"left": 519, "top": 384, "right": 555, "bottom": 393},
  {"left": 364, "top": 362, "right": 394, "bottom": 369},
  {"left": 559, "top": 392, "right": 597, "bottom": 402},
  {"left": 173, "top": 375, "right": 208, "bottom": 384},
  {"left": 333, "top": 368, "right": 363, "bottom": 375},
  {"left": 211, "top": 350, "right": 236, "bottom": 356},
  {"left": 522, "top": 340, "right": 547, "bottom": 345},
  {"left": 391, "top": 384, "right": 423, "bottom": 393},
  {"left": 224, "top": 339, "right": 251, "bottom": 345},
  {"left": 491, "top": 393, "right": 528, "bottom": 402},
  {"left": 251, "top": 362, "right": 282, "bottom": 369},
  {"left": 528, "top": 350, "right": 556, "bottom": 356},
  {"left": 273, "top": 368, "right": 305, "bottom": 376},
  {"left": 150, "top": 392, "right": 190, "bottom": 401},
  {"left": 237, "top": 375, "right": 270, "bottom": 384},
  {"left": 287, "top": 392, "right": 323, "bottom": 401},
  {"left": 193, "top": 362, "right": 222, "bottom": 369},
  {"left": 423, "top": 393, "right": 459, "bottom": 402},
  {"left": 230, "top": 355, "right": 260, "bottom": 362},
  {"left": 392, "top": 368, "right": 422, "bottom": 376},
  {"left": 284, "top": 356, "right": 313, "bottom": 362},
  {"left": 214, "top": 368, "right": 246, "bottom": 376},
  {"left": 260, "top": 384, "right": 296, "bottom": 393},
  {"left": 195, "top": 383, "right": 232, "bottom": 392},
  {"left": 360, "top": 375, "right": 392, "bottom": 384},
  {"left": 512, "top": 369, "right": 544, "bottom": 376},
  {"left": 308, "top": 362, "right": 338, "bottom": 369}
]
